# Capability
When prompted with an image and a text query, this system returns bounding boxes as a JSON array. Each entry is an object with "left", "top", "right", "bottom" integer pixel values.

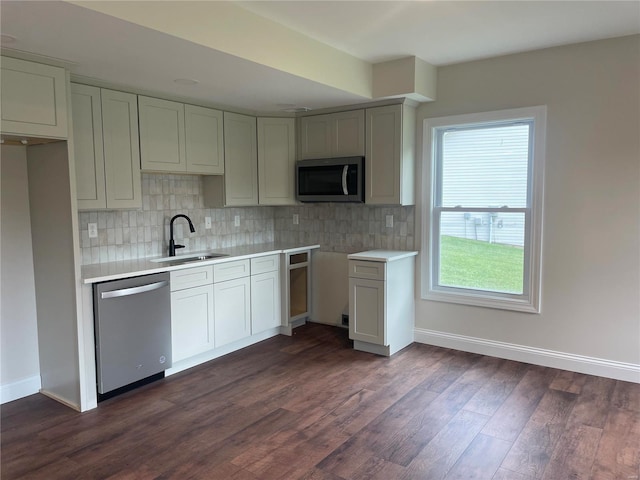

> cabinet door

[
  {"left": 257, "top": 117, "right": 296, "bottom": 205},
  {"left": 366, "top": 104, "right": 415, "bottom": 206},
  {"left": 299, "top": 114, "right": 333, "bottom": 159},
  {"left": 101, "top": 89, "right": 142, "bottom": 209},
  {"left": 349, "top": 277, "right": 386, "bottom": 346},
  {"left": 214, "top": 276, "right": 251, "bottom": 348},
  {"left": 1, "top": 56, "right": 68, "bottom": 139},
  {"left": 171, "top": 285, "right": 215, "bottom": 362},
  {"left": 223, "top": 112, "right": 258, "bottom": 206},
  {"left": 185, "top": 104, "right": 224, "bottom": 174},
  {"left": 71, "top": 84, "right": 106, "bottom": 210},
  {"left": 333, "top": 110, "right": 365, "bottom": 157},
  {"left": 251, "top": 270, "right": 281, "bottom": 334},
  {"left": 365, "top": 104, "right": 401, "bottom": 205},
  {"left": 139, "top": 96, "right": 186, "bottom": 172}
]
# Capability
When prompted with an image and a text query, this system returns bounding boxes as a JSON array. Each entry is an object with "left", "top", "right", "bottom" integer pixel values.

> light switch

[
  {"left": 234, "top": 215, "right": 240, "bottom": 227},
  {"left": 293, "top": 214, "right": 299, "bottom": 225},
  {"left": 88, "top": 223, "right": 98, "bottom": 238},
  {"left": 385, "top": 215, "right": 393, "bottom": 228},
  {"left": 205, "top": 217, "right": 212, "bottom": 229}
]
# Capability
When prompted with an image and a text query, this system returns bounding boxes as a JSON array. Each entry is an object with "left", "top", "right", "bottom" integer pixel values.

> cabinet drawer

[
  {"left": 251, "top": 254, "right": 279, "bottom": 275},
  {"left": 170, "top": 265, "right": 214, "bottom": 291},
  {"left": 349, "top": 260, "right": 386, "bottom": 281},
  {"left": 214, "top": 259, "right": 250, "bottom": 282}
]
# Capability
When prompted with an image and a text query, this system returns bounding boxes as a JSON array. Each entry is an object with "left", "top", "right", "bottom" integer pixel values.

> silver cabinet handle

[
  {"left": 101, "top": 280, "right": 169, "bottom": 299},
  {"left": 342, "top": 165, "right": 349, "bottom": 195}
]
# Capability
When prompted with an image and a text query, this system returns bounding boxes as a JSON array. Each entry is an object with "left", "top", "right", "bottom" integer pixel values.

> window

[{"left": 422, "top": 107, "right": 546, "bottom": 312}]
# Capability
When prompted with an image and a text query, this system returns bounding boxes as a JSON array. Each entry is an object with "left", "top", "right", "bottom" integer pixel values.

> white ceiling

[
  {"left": 1, "top": 1, "right": 638, "bottom": 114},
  {"left": 239, "top": 1, "right": 640, "bottom": 65}
]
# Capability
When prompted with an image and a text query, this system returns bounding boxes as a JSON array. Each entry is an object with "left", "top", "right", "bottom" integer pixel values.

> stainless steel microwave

[{"left": 296, "top": 156, "right": 364, "bottom": 203}]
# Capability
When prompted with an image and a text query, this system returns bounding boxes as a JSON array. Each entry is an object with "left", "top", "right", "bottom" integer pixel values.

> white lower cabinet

[
  {"left": 251, "top": 271, "right": 280, "bottom": 334},
  {"left": 213, "top": 258, "right": 252, "bottom": 348},
  {"left": 170, "top": 266, "right": 215, "bottom": 362},
  {"left": 168, "top": 254, "right": 281, "bottom": 369},
  {"left": 251, "top": 255, "right": 281, "bottom": 334},
  {"left": 171, "top": 285, "right": 215, "bottom": 362},
  {"left": 349, "top": 277, "right": 386, "bottom": 346},
  {"left": 214, "top": 276, "right": 251, "bottom": 348},
  {"left": 348, "top": 251, "right": 417, "bottom": 356}
]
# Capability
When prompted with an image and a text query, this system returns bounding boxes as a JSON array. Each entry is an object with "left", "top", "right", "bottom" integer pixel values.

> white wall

[
  {"left": 415, "top": 36, "right": 640, "bottom": 379},
  {"left": 0, "top": 145, "right": 41, "bottom": 402},
  {"left": 27, "top": 142, "right": 82, "bottom": 408}
]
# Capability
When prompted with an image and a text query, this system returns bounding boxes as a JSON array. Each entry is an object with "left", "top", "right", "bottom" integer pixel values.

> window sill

[{"left": 424, "top": 288, "right": 540, "bottom": 314}]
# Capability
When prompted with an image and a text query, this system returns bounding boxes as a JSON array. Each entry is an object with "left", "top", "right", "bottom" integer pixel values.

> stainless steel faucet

[{"left": 169, "top": 214, "right": 195, "bottom": 256}]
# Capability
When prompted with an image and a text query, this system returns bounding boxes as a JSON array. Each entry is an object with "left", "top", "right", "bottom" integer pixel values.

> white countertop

[
  {"left": 82, "top": 242, "right": 320, "bottom": 284},
  {"left": 347, "top": 250, "right": 418, "bottom": 263}
]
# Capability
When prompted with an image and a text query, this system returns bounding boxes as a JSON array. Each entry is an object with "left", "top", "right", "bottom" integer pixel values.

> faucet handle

[{"left": 175, "top": 244, "right": 185, "bottom": 250}]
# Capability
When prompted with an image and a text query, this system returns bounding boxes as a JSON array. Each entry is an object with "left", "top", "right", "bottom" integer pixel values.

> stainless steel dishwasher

[{"left": 94, "top": 272, "right": 171, "bottom": 396}]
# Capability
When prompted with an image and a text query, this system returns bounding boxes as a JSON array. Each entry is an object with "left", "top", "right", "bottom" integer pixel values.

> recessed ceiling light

[
  {"left": 174, "top": 78, "right": 199, "bottom": 86},
  {"left": 1, "top": 34, "right": 17, "bottom": 44}
]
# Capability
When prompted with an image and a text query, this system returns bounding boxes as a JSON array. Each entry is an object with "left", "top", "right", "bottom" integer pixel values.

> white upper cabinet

[
  {"left": 72, "top": 84, "right": 141, "bottom": 210},
  {"left": 185, "top": 104, "right": 224, "bottom": 175},
  {"left": 71, "top": 84, "right": 106, "bottom": 209},
  {"left": 224, "top": 111, "right": 258, "bottom": 206},
  {"left": 206, "top": 112, "right": 258, "bottom": 207},
  {"left": 139, "top": 96, "right": 224, "bottom": 175},
  {"left": 299, "top": 114, "right": 332, "bottom": 158},
  {"left": 365, "top": 103, "right": 416, "bottom": 206},
  {"left": 101, "top": 89, "right": 143, "bottom": 209},
  {"left": 333, "top": 110, "right": 365, "bottom": 157},
  {"left": 257, "top": 117, "right": 296, "bottom": 205},
  {"left": 1, "top": 56, "right": 68, "bottom": 139},
  {"left": 299, "top": 109, "right": 364, "bottom": 159},
  {"left": 139, "top": 96, "right": 186, "bottom": 173}
]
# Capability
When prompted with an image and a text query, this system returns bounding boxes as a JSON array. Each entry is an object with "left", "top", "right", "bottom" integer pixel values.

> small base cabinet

[
  {"left": 348, "top": 250, "right": 417, "bottom": 356},
  {"left": 170, "top": 266, "right": 215, "bottom": 363},
  {"left": 213, "top": 259, "right": 251, "bottom": 348},
  {"left": 250, "top": 254, "right": 281, "bottom": 334}
]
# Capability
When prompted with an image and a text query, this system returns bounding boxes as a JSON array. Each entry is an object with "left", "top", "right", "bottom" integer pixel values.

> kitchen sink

[{"left": 151, "top": 253, "right": 229, "bottom": 265}]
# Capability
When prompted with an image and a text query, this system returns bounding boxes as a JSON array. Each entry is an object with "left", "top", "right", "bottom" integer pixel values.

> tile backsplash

[
  {"left": 274, "top": 204, "right": 415, "bottom": 253},
  {"left": 78, "top": 174, "right": 275, "bottom": 265},
  {"left": 78, "top": 173, "right": 415, "bottom": 265}
]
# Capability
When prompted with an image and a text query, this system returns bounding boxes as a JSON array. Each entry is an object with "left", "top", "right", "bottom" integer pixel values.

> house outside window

[{"left": 422, "top": 106, "right": 546, "bottom": 313}]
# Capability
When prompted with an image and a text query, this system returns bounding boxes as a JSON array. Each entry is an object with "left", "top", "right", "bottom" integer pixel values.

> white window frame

[{"left": 421, "top": 106, "right": 546, "bottom": 313}]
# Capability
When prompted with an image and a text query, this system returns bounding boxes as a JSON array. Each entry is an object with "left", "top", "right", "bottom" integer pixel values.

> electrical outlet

[
  {"left": 385, "top": 215, "right": 394, "bottom": 228},
  {"left": 205, "top": 217, "right": 212, "bottom": 229},
  {"left": 234, "top": 215, "right": 240, "bottom": 227},
  {"left": 293, "top": 214, "right": 299, "bottom": 225},
  {"left": 88, "top": 223, "right": 98, "bottom": 238}
]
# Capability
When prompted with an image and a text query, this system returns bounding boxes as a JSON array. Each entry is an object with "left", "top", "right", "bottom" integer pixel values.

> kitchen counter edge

[
  {"left": 82, "top": 243, "right": 320, "bottom": 284},
  {"left": 347, "top": 250, "right": 418, "bottom": 263}
]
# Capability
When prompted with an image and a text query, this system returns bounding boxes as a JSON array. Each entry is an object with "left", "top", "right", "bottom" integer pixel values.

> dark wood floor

[{"left": 2, "top": 323, "right": 639, "bottom": 480}]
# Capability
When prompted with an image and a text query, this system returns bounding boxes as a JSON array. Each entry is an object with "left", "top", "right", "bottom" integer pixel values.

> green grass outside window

[{"left": 439, "top": 235, "right": 524, "bottom": 294}]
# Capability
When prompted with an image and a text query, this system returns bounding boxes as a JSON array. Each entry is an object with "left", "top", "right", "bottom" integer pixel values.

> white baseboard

[
  {"left": 39, "top": 389, "right": 81, "bottom": 412},
  {"left": 1, "top": 375, "right": 42, "bottom": 404},
  {"left": 414, "top": 328, "right": 640, "bottom": 383}
]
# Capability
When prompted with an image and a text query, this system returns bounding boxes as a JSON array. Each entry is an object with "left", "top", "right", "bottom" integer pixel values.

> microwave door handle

[{"left": 342, "top": 165, "right": 349, "bottom": 195}]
